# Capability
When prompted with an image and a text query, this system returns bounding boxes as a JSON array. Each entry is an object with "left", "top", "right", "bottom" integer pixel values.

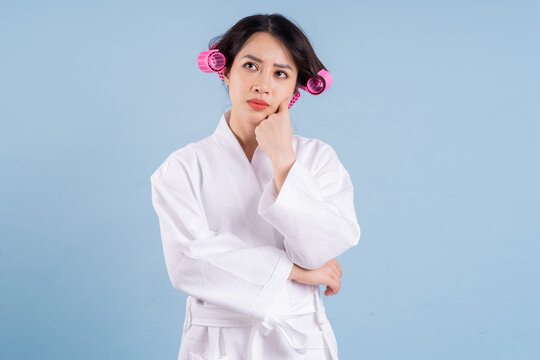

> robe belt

[{"left": 183, "top": 289, "right": 337, "bottom": 359}]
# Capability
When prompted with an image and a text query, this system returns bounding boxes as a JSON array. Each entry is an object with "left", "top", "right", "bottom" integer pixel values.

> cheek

[{"left": 229, "top": 77, "right": 248, "bottom": 96}]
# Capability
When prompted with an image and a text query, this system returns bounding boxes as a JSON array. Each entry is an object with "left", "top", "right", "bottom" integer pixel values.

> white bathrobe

[{"left": 150, "top": 110, "right": 361, "bottom": 360}]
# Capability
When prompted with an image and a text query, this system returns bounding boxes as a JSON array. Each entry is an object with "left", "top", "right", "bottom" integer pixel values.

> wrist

[
  {"left": 271, "top": 151, "right": 296, "bottom": 171},
  {"left": 288, "top": 264, "right": 300, "bottom": 280}
]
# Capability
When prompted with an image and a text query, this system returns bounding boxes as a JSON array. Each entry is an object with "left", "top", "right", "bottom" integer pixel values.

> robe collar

[
  {"left": 211, "top": 110, "right": 273, "bottom": 193},
  {"left": 212, "top": 110, "right": 261, "bottom": 164}
]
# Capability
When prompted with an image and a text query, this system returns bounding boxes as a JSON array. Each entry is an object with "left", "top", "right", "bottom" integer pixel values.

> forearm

[
  {"left": 260, "top": 156, "right": 361, "bottom": 270},
  {"left": 272, "top": 153, "right": 296, "bottom": 194}
]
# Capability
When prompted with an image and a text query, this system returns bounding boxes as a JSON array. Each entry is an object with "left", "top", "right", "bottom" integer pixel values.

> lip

[
  {"left": 247, "top": 98, "right": 269, "bottom": 105},
  {"left": 247, "top": 100, "right": 269, "bottom": 111}
]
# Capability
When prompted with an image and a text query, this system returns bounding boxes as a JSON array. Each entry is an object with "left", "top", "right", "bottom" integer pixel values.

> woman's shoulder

[
  {"left": 150, "top": 138, "right": 213, "bottom": 182},
  {"left": 293, "top": 134, "right": 339, "bottom": 160},
  {"left": 292, "top": 134, "right": 346, "bottom": 176}
]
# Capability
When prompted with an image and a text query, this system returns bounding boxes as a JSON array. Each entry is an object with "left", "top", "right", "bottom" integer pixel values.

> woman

[{"left": 151, "top": 13, "right": 361, "bottom": 360}]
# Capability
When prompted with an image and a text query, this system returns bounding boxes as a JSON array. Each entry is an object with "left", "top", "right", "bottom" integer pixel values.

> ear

[
  {"left": 223, "top": 67, "right": 230, "bottom": 86},
  {"left": 293, "top": 77, "right": 300, "bottom": 95}
]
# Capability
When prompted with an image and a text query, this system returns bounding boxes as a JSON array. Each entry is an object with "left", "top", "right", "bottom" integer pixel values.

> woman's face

[{"left": 223, "top": 32, "right": 298, "bottom": 123}]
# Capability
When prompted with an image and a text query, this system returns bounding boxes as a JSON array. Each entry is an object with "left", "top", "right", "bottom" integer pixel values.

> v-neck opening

[
  {"left": 223, "top": 110, "right": 260, "bottom": 168},
  {"left": 212, "top": 111, "right": 273, "bottom": 194},
  {"left": 249, "top": 145, "right": 261, "bottom": 165}
]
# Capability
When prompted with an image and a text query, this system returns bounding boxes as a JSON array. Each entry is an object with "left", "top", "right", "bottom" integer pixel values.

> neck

[{"left": 226, "top": 109, "right": 258, "bottom": 151}]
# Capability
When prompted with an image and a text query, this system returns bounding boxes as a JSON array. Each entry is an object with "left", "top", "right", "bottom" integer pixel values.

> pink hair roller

[
  {"left": 197, "top": 48, "right": 226, "bottom": 80},
  {"left": 288, "top": 69, "right": 332, "bottom": 109}
]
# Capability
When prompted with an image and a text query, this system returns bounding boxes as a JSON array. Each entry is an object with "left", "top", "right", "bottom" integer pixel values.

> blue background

[{"left": 1, "top": 1, "right": 539, "bottom": 359}]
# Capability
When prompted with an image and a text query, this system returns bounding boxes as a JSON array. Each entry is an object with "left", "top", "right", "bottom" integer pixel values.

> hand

[
  {"left": 254, "top": 96, "right": 294, "bottom": 164},
  {"left": 288, "top": 259, "right": 343, "bottom": 296}
]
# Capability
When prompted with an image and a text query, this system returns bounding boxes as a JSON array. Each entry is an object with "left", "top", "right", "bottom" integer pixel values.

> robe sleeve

[
  {"left": 257, "top": 141, "right": 361, "bottom": 270},
  {"left": 150, "top": 152, "right": 294, "bottom": 321}
]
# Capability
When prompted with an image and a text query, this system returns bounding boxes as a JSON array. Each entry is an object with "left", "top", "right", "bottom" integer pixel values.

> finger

[
  {"left": 336, "top": 260, "right": 342, "bottom": 271},
  {"left": 330, "top": 284, "right": 340, "bottom": 295},
  {"left": 326, "top": 263, "right": 337, "bottom": 276},
  {"left": 332, "top": 278, "right": 341, "bottom": 294},
  {"left": 324, "top": 285, "right": 336, "bottom": 296},
  {"left": 328, "top": 277, "right": 340, "bottom": 293},
  {"left": 330, "top": 259, "right": 342, "bottom": 277},
  {"left": 334, "top": 263, "right": 342, "bottom": 277},
  {"left": 277, "top": 95, "right": 293, "bottom": 114},
  {"left": 324, "top": 286, "right": 337, "bottom": 296},
  {"left": 328, "top": 262, "right": 340, "bottom": 276},
  {"left": 327, "top": 263, "right": 341, "bottom": 279},
  {"left": 330, "top": 272, "right": 341, "bottom": 284},
  {"left": 324, "top": 288, "right": 336, "bottom": 296},
  {"left": 331, "top": 267, "right": 341, "bottom": 279}
]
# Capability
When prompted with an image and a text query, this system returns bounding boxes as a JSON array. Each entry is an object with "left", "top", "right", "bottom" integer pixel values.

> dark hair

[{"left": 208, "top": 13, "right": 328, "bottom": 94}]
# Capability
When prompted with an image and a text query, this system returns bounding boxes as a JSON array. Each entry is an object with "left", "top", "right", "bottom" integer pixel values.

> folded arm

[{"left": 150, "top": 152, "right": 294, "bottom": 320}]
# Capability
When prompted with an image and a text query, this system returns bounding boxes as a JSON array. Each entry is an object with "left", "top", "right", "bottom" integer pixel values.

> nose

[
  {"left": 252, "top": 83, "right": 269, "bottom": 94},
  {"left": 252, "top": 71, "right": 271, "bottom": 94}
]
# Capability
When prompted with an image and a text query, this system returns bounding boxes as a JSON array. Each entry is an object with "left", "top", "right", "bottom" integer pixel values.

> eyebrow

[{"left": 242, "top": 54, "right": 293, "bottom": 71}]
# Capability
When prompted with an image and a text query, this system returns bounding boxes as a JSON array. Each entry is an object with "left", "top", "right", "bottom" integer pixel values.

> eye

[
  {"left": 243, "top": 62, "right": 257, "bottom": 70},
  {"left": 276, "top": 71, "right": 288, "bottom": 79}
]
